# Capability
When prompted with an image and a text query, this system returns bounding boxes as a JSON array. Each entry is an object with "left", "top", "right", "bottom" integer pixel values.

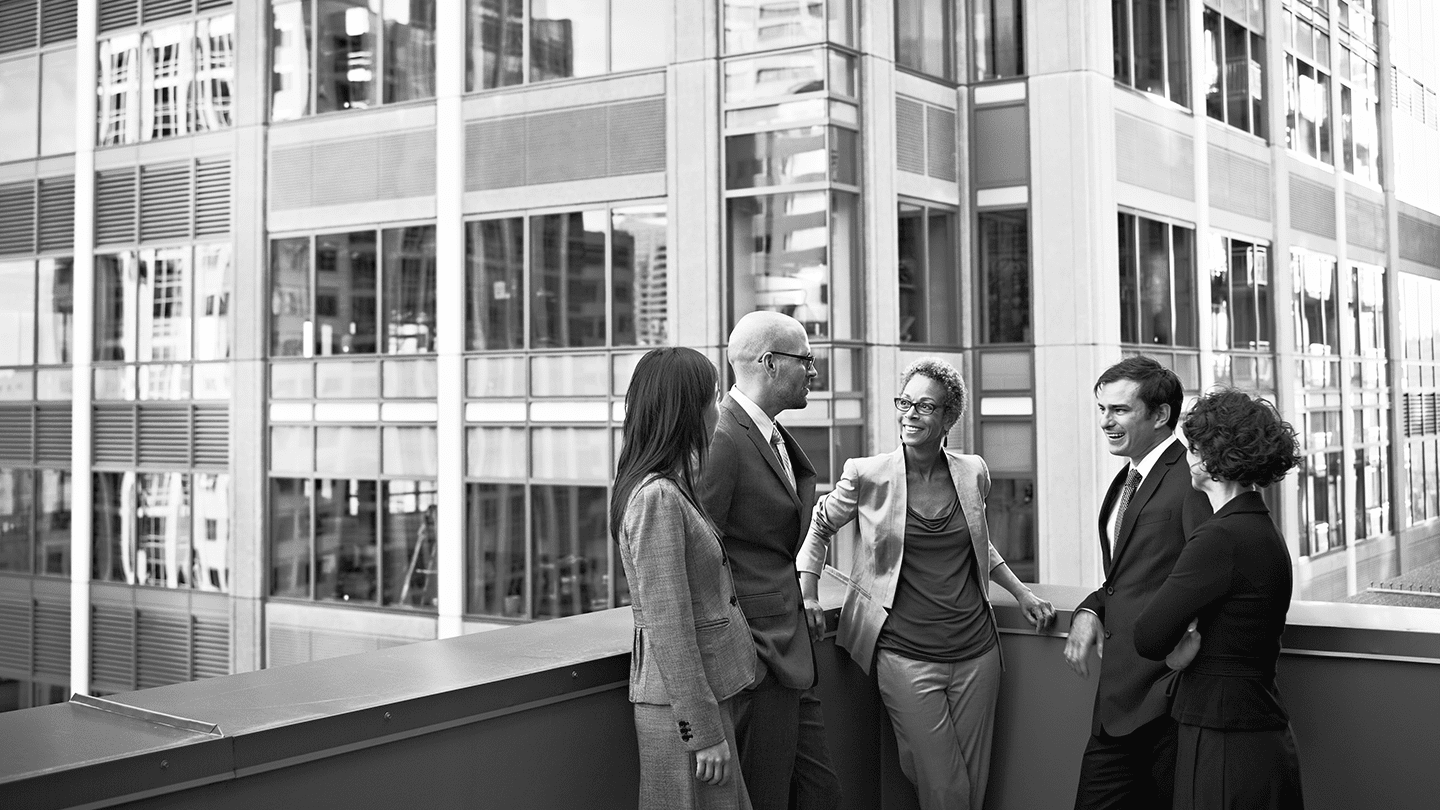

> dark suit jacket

[
  {"left": 1076, "top": 438, "right": 1212, "bottom": 737},
  {"left": 699, "top": 395, "right": 818, "bottom": 690},
  {"left": 1134, "top": 491, "right": 1293, "bottom": 731}
]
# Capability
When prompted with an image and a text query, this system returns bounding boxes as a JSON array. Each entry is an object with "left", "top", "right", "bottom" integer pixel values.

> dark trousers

[
  {"left": 731, "top": 671, "right": 843, "bottom": 810},
  {"left": 1074, "top": 714, "right": 1179, "bottom": 810}
]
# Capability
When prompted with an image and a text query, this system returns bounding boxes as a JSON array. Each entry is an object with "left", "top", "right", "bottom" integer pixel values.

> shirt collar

[
  {"left": 729, "top": 386, "right": 775, "bottom": 438},
  {"left": 1131, "top": 434, "right": 1178, "bottom": 480}
]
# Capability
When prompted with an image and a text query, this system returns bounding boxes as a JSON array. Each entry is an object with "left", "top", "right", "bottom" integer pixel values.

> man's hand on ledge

[{"left": 1063, "top": 610, "right": 1103, "bottom": 678}]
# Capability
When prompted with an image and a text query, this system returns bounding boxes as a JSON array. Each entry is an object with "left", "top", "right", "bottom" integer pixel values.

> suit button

[
  {"left": 730, "top": 595, "right": 738, "bottom": 606},
  {"left": 1105, "top": 586, "right": 1115, "bottom": 595}
]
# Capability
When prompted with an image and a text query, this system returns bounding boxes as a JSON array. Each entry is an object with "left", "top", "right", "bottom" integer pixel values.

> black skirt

[{"left": 1174, "top": 722, "right": 1304, "bottom": 810}]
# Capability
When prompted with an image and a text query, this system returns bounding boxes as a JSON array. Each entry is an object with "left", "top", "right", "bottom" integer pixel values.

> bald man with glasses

[{"left": 700, "top": 311, "right": 842, "bottom": 810}]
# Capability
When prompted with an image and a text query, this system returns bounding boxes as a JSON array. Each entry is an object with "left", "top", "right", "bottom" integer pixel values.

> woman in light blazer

[
  {"left": 612, "top": 347, "right": 760, "bottom": 810},
  {"left": 797, "top": 358, "right": 1054, "bottom": 810}
]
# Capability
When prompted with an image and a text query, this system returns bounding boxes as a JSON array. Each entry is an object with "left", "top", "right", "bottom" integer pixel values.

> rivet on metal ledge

[
  {"left": 571, "top": 670, "right": 578, "bottom": 678},
  {"left": 384, "top": 712, "right": 392, "bottom": 721},
  {"left": 160, "top": 760, "right": 168, "bottom": 770}
]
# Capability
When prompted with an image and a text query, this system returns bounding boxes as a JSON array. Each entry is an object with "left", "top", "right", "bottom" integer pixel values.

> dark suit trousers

[
  {"left": 732, "top": 672, "right": 842, "bottom": 810},
  {"left": 1074, "top": 714, "right": 1178, "bottom": 810}
]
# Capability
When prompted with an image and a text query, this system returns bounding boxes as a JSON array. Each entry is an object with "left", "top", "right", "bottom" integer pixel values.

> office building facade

[{"left": 1, "top": 0, "right": 1439, "bottom": 710}]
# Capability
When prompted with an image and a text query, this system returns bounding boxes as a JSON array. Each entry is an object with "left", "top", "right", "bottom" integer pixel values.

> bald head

[{"left": 727, "top": 311, "right": 814, "bottom": 418}]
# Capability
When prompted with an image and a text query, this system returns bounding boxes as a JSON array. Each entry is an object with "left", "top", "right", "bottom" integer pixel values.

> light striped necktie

[
  {"left": 1114, "top": 468, "right": 1143, "bottom": 539},
  {"left": 770, "top": 425, "right": 795, "bottom": 490}
]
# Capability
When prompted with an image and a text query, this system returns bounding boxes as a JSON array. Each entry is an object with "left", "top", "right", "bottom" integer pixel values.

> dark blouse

[
  {"left": 876, "top": 495, "right": 997, "bottom": 663},
  {"left": 1133, "top": 491, "right": 1293, "bottom": 731}
]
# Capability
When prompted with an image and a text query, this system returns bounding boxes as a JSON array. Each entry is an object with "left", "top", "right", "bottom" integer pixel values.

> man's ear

[{"left": 1152, "top": 403, "right": 1171, "bottom": 430}]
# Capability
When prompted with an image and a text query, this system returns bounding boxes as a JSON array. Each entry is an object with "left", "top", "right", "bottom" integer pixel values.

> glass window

[
  {"left": 465, "top": 481, "right": 526, "bottom": 616},
  {"left": 530, "top": 0, "right": 607, "bottom": 82},
  {"left": 466, "top": 0, "right": 524, "bottom": 90},
  {"left": 382, "top": 0, "right": 437, "bottom": 103},
  {"left": 1113, "top": 0, "right": 1189, "bottom": 107},
  {"left": 142, "top": 23, "right": 193, "bottom": 141},
  {"left": 1203, "top": 7, "right": 1266, "bottom": 137},
  {"left": 0, "top": 56, "right": 39, "bottom": 163},
  {"left": 724, "top": 48, "right": 828, "bottom": 105},
  {"left": 316, "top": 425, "right": 380, "bottom": 475},
  {"left": 39, "top": 49, "right": 76, "bottom": 156},
  {"left": 979, "top": 209, "right": 1031, "bottom": 344},
  {"left": 467, "top": 426, "right": 527, "bottom": 479},
  {"left": 1286, "top": 8, "right": 1333, "bottom": 167},
  {"left": 897, "top": 204, "right": 961, "bottom": 346},
  {"left": 727, "top": 126, "right": 830, "bottom": 189},
  {"left": 95, "top": 252, "right": 139, "bottom": 362},
  {"left": 1293, "top": 249, "right": 1340, "bottom": 357},
  {"left": 973, "top": 0, "right": 1024, "bottom": 81},
  {"left": 0, "top": 469, "right": 32, "bottom": 573},
  {"left": 724, "top": 0, "right": 824, "bottom": 54},
  {"left": 98, "top": 34, "right": 141, "bottom": 146},
  {"left": 36, "top": 470, "right": 70, "bottom": 577},
  {"left": 382, "top": 225, "right": 436, "bottom": 353},
  {"left": 465, "top": 218, "right": 526, "bottom": 351},
  {"left": 1210, "top": 235, "right": 1271, "bottom": 353},
  {"left": 896, "top": 0, "right": 954, "bottom": 80},
  {"left": 0, "top": 262, "right": 35, "bottom": 366},
  {"left": 729, "top": 190, "right": 860, "bottom": 339},
  {"left": 192, "top": 473, "right": 229, "bottom": 592},
  {"left": 315, "top": 477, "right": 377, "bottom": 602},
  {"left": 38, "top": 258, "right": 74, "bottom": 366},
  {"left": 987, "top": 477, "right": 1035, "bottom": 581},
  {"left": 135, "top": 472, "right": 192, "bottom": 588},
  {"left": 270, "top": 238, "right": 312, "bottom": 358},
  {"left": 138, "top": 247, "right": 192, "bottom": 362},
  {"left": 531, "top": 484, "right": 608, "bottom": 618},
  {"left": 317, "top": 0, "right": 380, "bottom": 113},
  {"left": 272, "top": 0, "right": 314, "bottom": 120},
  {"left": 1299, "top": 450, "right": 1344, "bottom": 556},
  {"left": 270, "top": 477, "right": 312, "bottom": 598},
  {"left": 316, "top": 230, "right": 377, "bottom": 355},
  {"left": 531, "top": 211, "right": 607, "bottom": 349},
  {"left": 93, "top": 472, "right": 130, "bottom": 582},
  {"left": 611, "top": 206, "right": 667, "bottom": 347},
  {"left": 382, "top": 479, "right": 437, "bottom": 608},
  {"left": 193, "top": 15, "right": 236, "bottom": 132},
  {"left": 382, "top": 426, "right": 437, "bottom": 476},
  {"left": 194, "top": 245, "right": 231, "bottom": 362},
  {"left": 1117, "top": 212, "right": 1198, "bottom": 348}
]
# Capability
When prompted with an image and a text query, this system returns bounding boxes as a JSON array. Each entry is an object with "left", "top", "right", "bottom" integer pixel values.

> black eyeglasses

[
  {"left": 894, "top": 397, "right": 939, "bottom": 415},
  {"left": 764, "top": 350, "right": 817, "bottom": 370}
]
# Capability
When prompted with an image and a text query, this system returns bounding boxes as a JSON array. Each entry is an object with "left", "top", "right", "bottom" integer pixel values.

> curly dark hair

[
  {"left": 1182, "top": 389, "right": 1303, "bottom": 488},
  {"left": 902, "top": 358, "right": 968, "bottom": 428}
]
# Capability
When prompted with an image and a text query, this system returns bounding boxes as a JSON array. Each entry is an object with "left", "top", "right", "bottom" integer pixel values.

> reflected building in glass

[{"left": 2, "top": 0, "right": 1440, "bottom": 714}]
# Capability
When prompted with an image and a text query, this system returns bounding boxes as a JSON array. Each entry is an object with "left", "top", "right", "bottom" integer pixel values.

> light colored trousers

[{"left": 875, "top": 645, "right": 1003, "bottom": 810}]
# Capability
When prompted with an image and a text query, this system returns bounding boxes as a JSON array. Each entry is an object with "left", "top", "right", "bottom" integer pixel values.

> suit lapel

[
  {"left": 945, "top": 452, "right": 989, "bottom": 573},
  {"left": 1098, "top": 467, "right": 1127, "bottom": 573},
  {"left": 723, "top": 397, "right": 804, "bottom": 513},
  {"left": 1110, "top": 440, "right": 1185, "bottom": 567}
]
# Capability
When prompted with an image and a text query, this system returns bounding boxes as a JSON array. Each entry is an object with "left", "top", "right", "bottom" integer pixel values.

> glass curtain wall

[
  {"left": 0, "top": 44, "right": 76, "bottom": 161},
  {"left": 972, "top": 0, "right": 1024, "bottom": 81},
  {"left": 1283, "top": 0, "right": 1333, "bottom": 164},
  {"left": 459, "top": 204, "right": 668, "bottom": 620},
  {"left": 0, "top": 258, "right": 73, "bottom": 401},
  {"left": 1117, "top": 211, "right": 1199, "bottom": 385},
  {"left": 1202, "top": 0, "right": 1265, "bottom": 137},
  {"left": 465, "top": 0, "right": 672, "bottom": 91},
  {"left": 271, "top": 0, "right": 436, "bottom": 121},
  {"left": 98, "top": 13, "right": 234, "bottom": 145},
  {"left": 93, "top": 471, "right": 229, "bottom": 592},
  {"left": 1207, "top": 234, "right": 1275, "bottom": 392},
  {"left": 1113, "top": 0, "right": 1190, "bottom": 107},
  {"left": 1337, "top": 13, "right": 1380, "bottom": 183}
]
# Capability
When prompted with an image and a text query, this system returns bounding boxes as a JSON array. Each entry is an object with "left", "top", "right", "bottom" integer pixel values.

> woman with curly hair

[
  {"left": 1134, "top": 389, "right": 1306, "bottom": 810},
  {"left": 796, "top": 357, "right": 1055, "bottom": 810}
]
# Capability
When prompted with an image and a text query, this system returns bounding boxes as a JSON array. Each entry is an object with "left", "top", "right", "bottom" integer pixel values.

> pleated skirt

[
  {"left": 1174, "top": 722, "right": 1304, "bottom": 810},
  {"left": 634, "top": 698, "right": 752, "bottom": 810}
]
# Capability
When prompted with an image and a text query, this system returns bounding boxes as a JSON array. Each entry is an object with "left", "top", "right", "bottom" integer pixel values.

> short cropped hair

[
  {"left": 1183, "top": 389, "right": 1302, "bottom": 488},
  {"left": 902, "top": 358, "right": 968, "bottom": 427},
  {"left": 1095, "top": 356, "right": 1184, "bottom": 429}
]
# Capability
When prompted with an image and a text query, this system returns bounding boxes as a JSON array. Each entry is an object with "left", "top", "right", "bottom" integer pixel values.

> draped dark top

[{"left": 1134, "top": 491, "right": 1294, "bottom": 731}]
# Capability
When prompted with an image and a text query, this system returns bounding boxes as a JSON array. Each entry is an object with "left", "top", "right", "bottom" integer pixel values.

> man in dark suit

[
  {"left": 1064, "top": 356, "right": 1211, "bottom": 810},
  {"left": 700, "top": 311, "right": 842, "bottom": 810}
]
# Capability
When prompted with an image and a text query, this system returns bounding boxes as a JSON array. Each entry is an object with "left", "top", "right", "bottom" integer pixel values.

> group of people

[{"left": 611, "top": 310, "right": 1306, "bottom": 810}]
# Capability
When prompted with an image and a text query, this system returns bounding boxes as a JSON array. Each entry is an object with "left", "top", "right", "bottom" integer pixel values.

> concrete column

[
  {"left": 69, "top": 0, "right": 98, "bottom": 698},
  {"left": 435, "top": 0, "right": 465, "bottom": 639},
  {"left": 862, "top": 52, "right": 898, "bottom": 455},
  {"left": 228, "top": 0, "right": 272, "bottom": 673},
  {"left": 1026, "top": 0, "right": 1121, "bottom": 587},
  {"left": 669, "top": 0, "right": 720, "bottom": 354}
]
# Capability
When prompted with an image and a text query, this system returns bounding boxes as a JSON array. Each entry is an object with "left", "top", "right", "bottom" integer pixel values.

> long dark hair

[{"left": 609, "top": 347, "right": 718, "bottom": 541}]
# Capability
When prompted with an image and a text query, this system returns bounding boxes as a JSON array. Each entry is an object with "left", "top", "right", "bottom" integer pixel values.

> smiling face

[
  {"left": 898, "top": 374, "right": 951, "bottom": 451},
  {"left": 1185, "top": 441, "right": 1209, "bottom": 491},
  {"left": 1096, "top": 379, "right": 1172, "bottom": 465}
]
